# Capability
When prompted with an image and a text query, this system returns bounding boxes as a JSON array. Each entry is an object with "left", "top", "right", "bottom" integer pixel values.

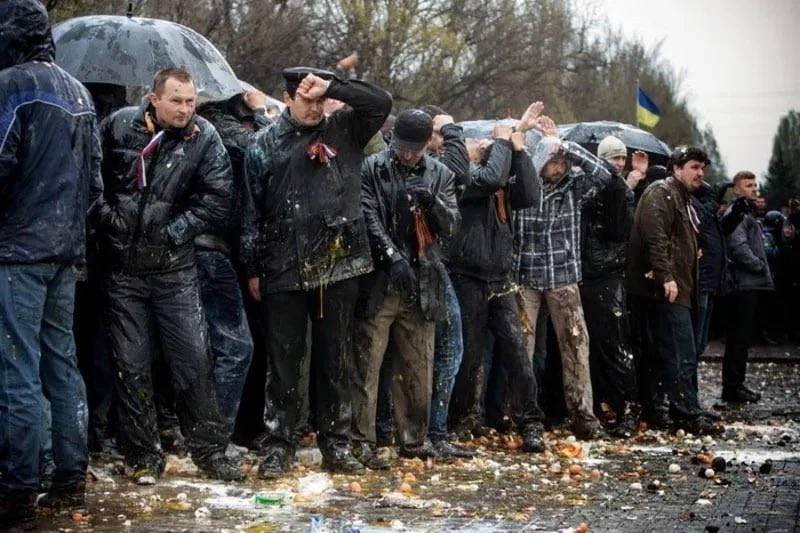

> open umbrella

[
  {"left": 456, "top": 119, "right": 544, "bottom": 153},
  {"left": 52, "top": 15, "right": 241, "bottom": 101},
  {"left": 558, "top": 121, "right": 671, "bottom": 165}
]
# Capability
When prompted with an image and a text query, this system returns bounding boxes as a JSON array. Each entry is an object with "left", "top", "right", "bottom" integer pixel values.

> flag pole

[{"left": 635, "top": 79, "right": 640, "bottom": 128}]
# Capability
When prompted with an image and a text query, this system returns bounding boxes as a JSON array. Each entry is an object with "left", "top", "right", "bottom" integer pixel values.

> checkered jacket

[{"left": 513, "top": 139, "right": 614, "bottom": 290}]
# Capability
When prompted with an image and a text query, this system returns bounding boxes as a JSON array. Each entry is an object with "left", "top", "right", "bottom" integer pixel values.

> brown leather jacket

[{"left": 627, "top": 176, "right": 698, "bottom": 308}]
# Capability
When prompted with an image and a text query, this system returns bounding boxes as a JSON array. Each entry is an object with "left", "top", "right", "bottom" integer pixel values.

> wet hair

[
  {"left": 152, "top": 68, "right": 194, "bottom": 95},
  {"left": 667, "top": 145, "right": 710, "bottom": 173},
  {"left": 420, "top": 104, "right": 447, "bottom": 118},
  {"left": 733, "top": 170, "right": 756, "bottom": 185}
]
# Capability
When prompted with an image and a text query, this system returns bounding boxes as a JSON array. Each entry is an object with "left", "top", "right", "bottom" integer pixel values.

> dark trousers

[
  {"left": 260, "top": 278, "right": 358, "bottom": 453},
  {"left": 104, "top": 268, "right": 228, "bottom": 470},
  {"left": 580, "top": 276, "right": 637, "bottom": 416},
  {"left": 722, "top": 290, "right": 759, "bottom": 391},
  {"left": 450, "top": 276, "right": 543, "bottom": 432}
]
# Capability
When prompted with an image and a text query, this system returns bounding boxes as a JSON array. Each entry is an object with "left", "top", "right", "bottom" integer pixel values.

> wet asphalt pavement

[{"left": 36, "top": 341, "right": 800, "bottom": 532}]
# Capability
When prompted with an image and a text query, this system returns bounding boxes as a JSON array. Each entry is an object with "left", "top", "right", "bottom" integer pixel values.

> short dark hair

[
  {"left": 420, "top": 104, "right": 447, "bottom": 118},
  {"left": 668, "top": 145, "right": 710, "bottom": 173},
  {"left": 152, "top": 68, "right": 194, "bottom": 95},
  {"left": 733, "top": 170, "right": 756, "bottom": 185}
]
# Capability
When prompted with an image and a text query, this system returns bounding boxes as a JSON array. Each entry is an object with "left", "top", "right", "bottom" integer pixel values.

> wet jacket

[
  {"left": 581, "top": 163, "right": 634, "bottom": 280},
  {"left": 449, "top": 140, "right": 538, "bottom": 282},
  {"left": 0, "top": 0, "right": 102, "bottom": 265},
  {"left": 241, "top": 78, "right": 392, "bottom": 293},
  {"left": 723, "top": 211, "right": 774, "bottom": 293},
  {"left": 437, "top": 123, "right": 471, "bottom": 194},
  {"left": 359, "top": 148, "right": 461, "bottom": 319},
  {"left": 92, "top": 102, "right": 233, "bottom": 275},
  {"left": 513, "top": 139, "right": 615, "bottom": 290},
  {"left": 196, "top": 100, "right": 270, "bottom": 257},
  {"left": 627, "top": 176, "right": 698, "bottom": 308}
]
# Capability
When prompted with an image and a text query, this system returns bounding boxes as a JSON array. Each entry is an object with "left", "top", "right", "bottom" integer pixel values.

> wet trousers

[
  {"left": 722, "top": 290, "right": 758, "bottom": 392},
  {"left": 352, "top": 293, "right": 434, "bottom": 448},
  {"left": 518, "top": 284, "right": 597, "bottom": 424},
  {"left": 580, "top": 276, "right": 637, "bottom": 416},
  {"left": 451, "top": 276, "right": 544, "bottom": 432},
  {"left": 196, "top": 251, "right": 253, "bottom": 433},
  {"left": 259, "top": 278, "right": 357, "bottom": 453},
  {"left": 0, "top": 264, "right": 88, "bottom": 493},
  {"left": 104, "top": 268, "right": 228, "bottom": 470}
]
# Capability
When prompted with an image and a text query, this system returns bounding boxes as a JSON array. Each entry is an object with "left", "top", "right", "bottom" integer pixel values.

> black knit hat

[{"left": 392, "top": 109, "right": 433, "bottom": 152}]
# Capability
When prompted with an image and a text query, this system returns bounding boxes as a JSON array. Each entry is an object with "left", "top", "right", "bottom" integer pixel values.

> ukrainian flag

[{"left": 637, "top": 87, "right": 661, "bottom": 128}]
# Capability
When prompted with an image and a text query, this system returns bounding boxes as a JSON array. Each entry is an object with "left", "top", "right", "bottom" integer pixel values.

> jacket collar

[
  {"left": 132, "top": 100, "right": 199, "bottom": 140},
  {"left": 667, "top": 175, "right": 691, "bottom": 202},
  {"left": 274, "top": 108, "right": 327, "bottom": 138}
]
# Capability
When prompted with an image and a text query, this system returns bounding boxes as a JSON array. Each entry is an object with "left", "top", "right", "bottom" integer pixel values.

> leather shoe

[
  {"left": 522, "top": 425, "right": 545, "bottom": 453},
  {"left": 38, "top": 482, "right": 86, "bottom": 514},
  {"left": 351, "top": 442, "right": 391, "bottom": 470},
  {"left": 321, "top": 447, "right": 366, "bottom": 474},
  {"left": 257, "top": 446, "right": 294, "bottom": 479},
  {"left": 399, "top": 441, "right": 438, "bottom": 460},
  {"left": 722, "top": 385, "right": 761, "bottom": 403},
  {"left": 432, "top": 439, "right": 477, "bottom": 459}
]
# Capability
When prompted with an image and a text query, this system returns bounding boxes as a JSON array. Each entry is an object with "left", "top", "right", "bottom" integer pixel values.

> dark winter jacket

[
  {"left": 691, "top": 182, "right": 726, "bottom": 294},
  {"left": 723, "top": 212, "right": 774, "bottom": 293},
  {"left": 628, "top": 176, "right": 698, "bottom": 308},
  {"left": 437, "top": 123, "right": 471, "bottom": 194},
  {"left": 92, "top": 102, "right": 233, "bottom": 275},
  {"left": 448, "top": 140, "right": 538, "bottom": 282},
  {"left": 241, "top": 78, "right": 392, "bottom": 293},
  {"left": 196, "top": 100, "right": 270, "bottom": 256},
  {"left": 0, "top": 0, "right": 102, "bottom": 265},
  {"left": 359, "top": 148, "right": 461, "bottom": 319},
  {"left": 580, "top": 162, "right": 634, "bottom": 280},
  {"left": 513, "top": 138, "right": 615, "bottom": 290}
]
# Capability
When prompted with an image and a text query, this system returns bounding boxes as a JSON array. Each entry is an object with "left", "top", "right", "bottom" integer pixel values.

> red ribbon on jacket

[
  {"left": 307, "top": 141, "right": 337, "bottom": 164},
  {"left": 495, "top": 189, "right": 508, "bottom": 223}
]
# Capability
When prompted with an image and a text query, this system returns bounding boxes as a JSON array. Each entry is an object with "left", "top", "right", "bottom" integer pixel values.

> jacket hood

[
  {"left": 0, "top": 0, "right": 55, "bottom": 71},
  {"left": 531, "top": 136, "right": 563, "bottom": 177}
]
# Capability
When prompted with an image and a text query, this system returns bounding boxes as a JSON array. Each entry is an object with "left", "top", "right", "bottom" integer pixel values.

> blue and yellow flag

[{"left": 637, "top": 87, "right": 661, "bottom": 128}]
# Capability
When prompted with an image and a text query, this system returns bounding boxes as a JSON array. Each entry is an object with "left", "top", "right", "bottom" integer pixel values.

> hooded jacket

[
  {"left": 448, "top": 140, "right": 538, "bottom": 282},
  {"left": 513, "top": 138, "right": 615, "bottom": 290},
  {"left": 0, "top": 0, "right": 102, "bottom": 265},
  {"left": 92, "top": 101, "right": 233, "bottom": 275},
  {"left": 723, "top": 210, "right": 774, "bottom": 293},
  {"left": 627, "top": 176, "right": 698, "bottom": 308},
  {"left": 240, "top": 78, "right": 392, "bottom": 293}
]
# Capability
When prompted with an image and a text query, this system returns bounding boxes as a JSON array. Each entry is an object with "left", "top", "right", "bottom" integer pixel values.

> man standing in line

[
  {"left": 720, "top": 171, "right": 773, "bottom": 403},
  {"left": 241, "top": 67, "right": 391, "bottom": 477},
  {"left": 0, "top": 0, "right": 101, "bottom": 526},
  {"left": 628, "top": 146, "right": 720, "bottom": 435},
  {"left": 94, "top": 68, "right": 243, "bottom": 483}
]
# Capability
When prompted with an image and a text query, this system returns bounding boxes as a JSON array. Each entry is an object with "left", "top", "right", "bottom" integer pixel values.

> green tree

[{"left": 763, "top": 110, "right": 800, "bottom": 208}]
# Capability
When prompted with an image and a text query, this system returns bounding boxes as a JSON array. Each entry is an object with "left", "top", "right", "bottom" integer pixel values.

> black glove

[
  {"left": 407, "top": 173, "right": 435, "bottom": 208},
  {"left": 388, "top": 258, "right": 416, "bottom": 299}
]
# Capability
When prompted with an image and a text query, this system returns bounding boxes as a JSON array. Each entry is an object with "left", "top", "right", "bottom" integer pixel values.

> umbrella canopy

[
  {"left": 558, "top": 120, "right": 671, "bottom": 165},
  {"left": 53, "top": 15, "right": 241, "bottom": 101},
  {"left": 457, "top": 119, "right": 544, "bottom": 153}
]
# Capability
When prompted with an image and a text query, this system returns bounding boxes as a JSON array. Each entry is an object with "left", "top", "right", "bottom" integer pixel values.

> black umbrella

[
  {"left": 558, "top": 121, "right": 671, "bottom": 165},
  {"left": 52, "top": 15, "right": 241, "bottom": 101}
]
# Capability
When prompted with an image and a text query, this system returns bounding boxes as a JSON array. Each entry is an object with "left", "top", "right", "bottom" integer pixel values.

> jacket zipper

[{"left": 128, "top": 141, "right": 164, "bottom": 267}]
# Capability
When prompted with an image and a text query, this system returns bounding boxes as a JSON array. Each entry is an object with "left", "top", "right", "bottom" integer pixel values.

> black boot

[
  {"left": 196, "top": 452, "right": 245, "bottom": 481},
  {"left": 722, "top": 385, "right": 761, "bottom": 403},
  {"left": 0, "top": 491, "right": 36, "bottom": 530},
  {"left": 39, "top": 482, "right": 87, "bottom": 514},
  {"left": 257, "top": 445, "right": 294, "bottom": 479},
  {"left": 432, "top": 440, "right": 478, "bottom": 459},
  {"left": 321, "top": 445, "right": 366, "bottom": 474},
  {"left": 351, "top": 441, "right": 391, "bottom": 470},
  {"left": 521, "top": 425, "right": 545, "bottom": 453}
]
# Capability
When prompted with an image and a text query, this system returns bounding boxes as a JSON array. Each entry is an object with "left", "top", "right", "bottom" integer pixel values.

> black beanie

[{"left": 391, "top": 109, "right": 433, "bottom": 152}]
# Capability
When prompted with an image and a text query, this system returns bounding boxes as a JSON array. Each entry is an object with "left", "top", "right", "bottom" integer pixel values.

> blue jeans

[
  {"left": 650, "top": 302, "right": 701, "bottom": 419},
  {"left": 428, "top": 275, "right": 463, "bottom": 442},
  {"left": 196, "top": 251, "right": 254, "bottom": 433},
  {"left": 0, "top": 264, "right": 88, "bottom": 493},
  {"left": 375, "top": 275, "right": 464, "bottom": 443}
]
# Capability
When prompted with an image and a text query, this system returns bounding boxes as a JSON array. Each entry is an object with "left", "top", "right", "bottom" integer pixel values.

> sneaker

[
  {"left": 197, "top": 452, "right": 245, "bottom": 481},
  {"left": 398, "top": 441, "right": 438, "bottom": 460},
  {"left": 38, "top": 482, "right": 86, "bottom": 514},
  {"left": 521, "top": 426, "right": 545, "bottom": 453},
  {"left": 571, "top": 418, "right": 605, "bottom": 440},
  {"left": 432, "top": 440, "right": 477, "bottom": 459},
  {"left": 351, "top": 441, "right": 391, "bottom": 470},
  {"left": 321, "top": 447, "right": 366, "bottom": 474},
  {"left": 0, "top": 491, "right": 36, "bottom": 530},
  {"left": 721, "top": 385, "right": 761, "bottom": 403},
  {"left": 257, "top": 446, "right": 293, "bottom": 479}
]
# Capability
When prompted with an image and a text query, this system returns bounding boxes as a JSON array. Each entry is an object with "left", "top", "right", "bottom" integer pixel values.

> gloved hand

[
  {"left": 389, "top": 258, "right": 416, "bottom": 299},
  {"left": 406, "top": 173, "right": 435, "bottom": 208},
  {"left": 730, "top": 195, "right": 750, "bottom": 216}
]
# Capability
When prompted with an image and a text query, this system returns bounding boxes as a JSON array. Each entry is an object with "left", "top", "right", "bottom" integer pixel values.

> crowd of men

[{"left": 2, "top": 1, "right": 797, "bottom": 528}]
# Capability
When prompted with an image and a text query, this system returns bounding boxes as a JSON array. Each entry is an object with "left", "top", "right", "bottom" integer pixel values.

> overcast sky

[{"left": 591, "top": 0, "right": 800, "bottom": 179}]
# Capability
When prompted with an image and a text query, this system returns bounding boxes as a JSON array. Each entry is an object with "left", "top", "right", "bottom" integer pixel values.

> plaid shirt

[{"left": 513, "top": 140, "right": 613, "bottom": 290}]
